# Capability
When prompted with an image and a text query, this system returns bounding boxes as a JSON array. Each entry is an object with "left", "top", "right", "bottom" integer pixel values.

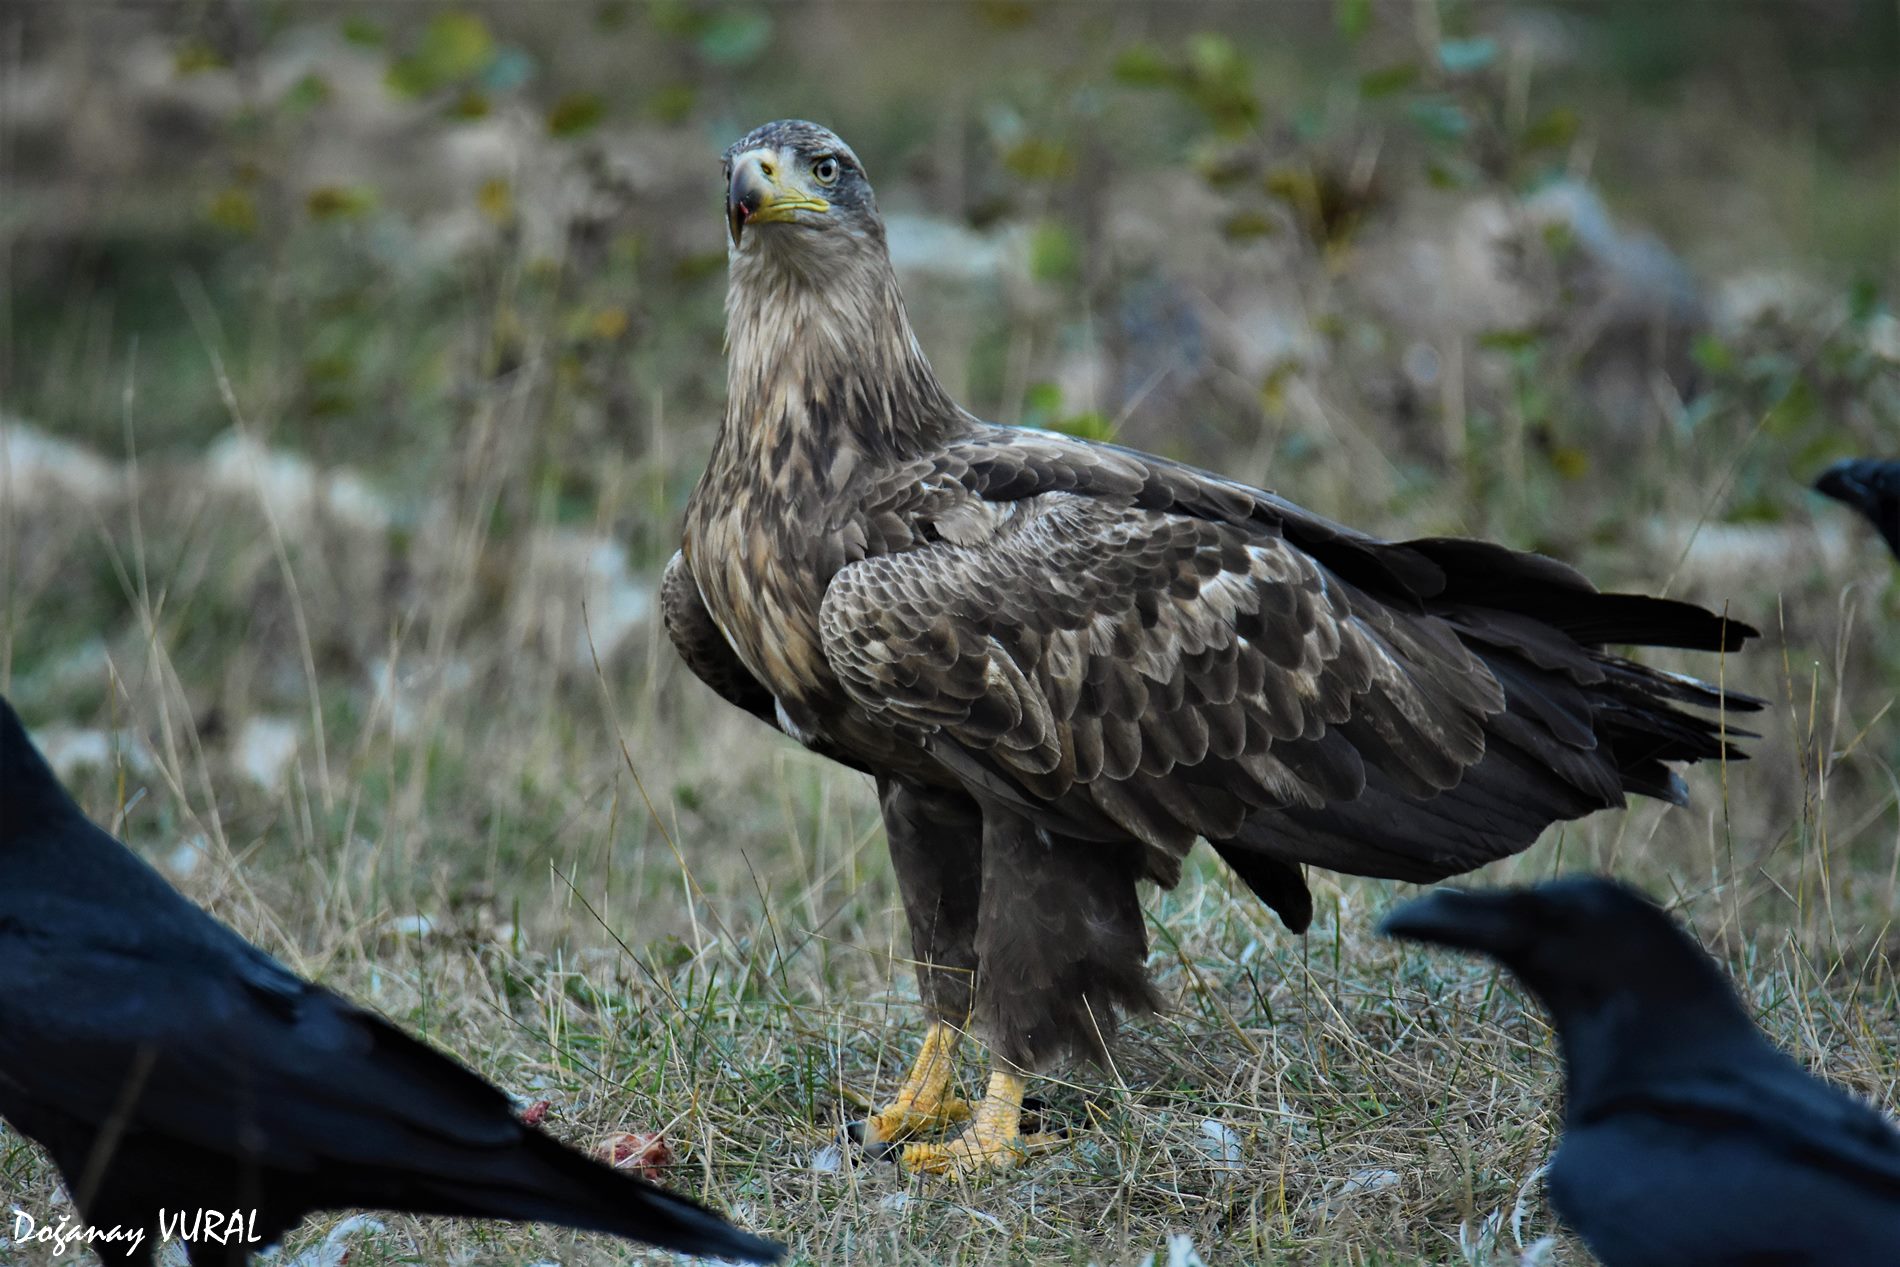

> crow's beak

[
  {"left": 1379, "top": 888, "right": 1536, "bottom": 959},
  {"left": 727, "top": 148, "right": 830, "bottom": 247}
]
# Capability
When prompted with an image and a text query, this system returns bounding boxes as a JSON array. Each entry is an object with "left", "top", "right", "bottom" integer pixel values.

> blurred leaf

[
  {"left": 596, "top": 0, "right": 635, "bottom": 30},
  {"left": 1407, "top": 98, "right": 1471, "bottom": 142},
  {"left": 1183, "top": 34, "right": 1260, "bottom": 135},
  {"left": 308, "top": 390, "right": 354, "bottom": 418},
  {"left": 207, "top": 188, "right": 259, "bottom": 235},
  {"left": 590, "top": 307, "right": 631, "bottom": 340},
  {"left": 342, "top": 17, "right": 384, "bottom": 46},
  {"left": 281, "top": 73, "right": 331, "bottom": 115},
  {"left": 1336, "top": 0, "right": 1372, "bottom": 41},
  {"left": 174, "top": 39, "right": 227, "bottom": 75},
  {"left": 650, "top": 84, "right": 696, "bottom": 123},
  {"left": 1188, "top": 33, "right": 1243, "bottom": 81},
  {"left": 1358, "top": 62, "right": 1418, "bottom": 99},
  {"left": 304, "top": 354, "right": 355, "bottom": 383},
  {"left": 1024, "top": 382, "right": 1063, "bottom": 418},
  {"left": 387, "top": 12, "right": 496, "bottom": 97},
  {"left": 1848, "top": 276, "right": 1882, "bottom": 324},
  {"left": 1222, "top": 210, "right": 1278, "bottom": 242},
  {"left": 1691, "top": 334, "right": 1735, "bottom": 374},
  {"left": 698, "top": 9, "right": 773, "bottom": 66},
  {"left": 1028, "top": 221, "right": 1080, "bottom": 282},
  {"left": 1002, "top": 137, "right": 1076, "bottom": 182},
  {"left": 478, "top": 178, "right": 515, "bottom": 223},
  {"left": 1259, "top": 360, "right": 1299, "bottom": 414},
  {"left": 306, "top": 186, "right": 376, "bottom": 220},
  {"left": 1437, "top": 37, "right": 1498, "bottom": 75},
  {"left": 1550, "top": 446, "right": 1590, "bottom": 479},
  {"left": 979, "top": 0, "right": 1035, "bottom": 29},
  {"left": 1192, "top": 147, "right": 1255, "bottom": 188},
  {"left": 1264, "top": 167, "right": 1319, "bottom": 221},
  {"left": 1766, "top": 374, "right": 1818, "bottom": 435},
  {"left": 1521, "top": 106, "right": 1580, "bottom": 151},
  {"left": 548, "top": 93, "right": 606, "bottom": 137},
  {"left": 1479, "top": 329, "right": 1542, "bottom": 353},
  {"left": 1540, "top": 220, "right": 1577, "bottom": 257},
  {"left": 650, "top": 0, "right": 705, "bottom": 39},
  {"left": 673, "top": 250, "right": 728, "bottom": 283},
  {"left": 449, "top": 91, "right": 491, "bottom": 119},
  {"left": 1112, "top": 43, "right": 1174, "bottom": 87},
  {"left": 1053, "top": 410, "right": 1113, "bottom": 440},
  {"left": 1118, "top": 36, "right": 1257, "bottom": 135}
]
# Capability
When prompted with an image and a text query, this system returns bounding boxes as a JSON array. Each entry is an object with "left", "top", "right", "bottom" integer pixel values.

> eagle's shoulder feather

[{"left": 819, "top": 430, "right": 1511, "bottom": 855}]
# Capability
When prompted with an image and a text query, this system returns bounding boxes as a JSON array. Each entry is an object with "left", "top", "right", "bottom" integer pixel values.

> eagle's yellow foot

[
  {"left": 863, "top": 1093, "right": 972, "bottom": 1142},
  {"left": 848, "top": 1022, "right": 969, "bottom": 1150},
  {"left": 899, "top": 1071, "right": 1061, "bottom": 1178}
]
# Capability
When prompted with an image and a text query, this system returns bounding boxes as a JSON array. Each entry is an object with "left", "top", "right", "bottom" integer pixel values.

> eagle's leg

[
  {"left": 899, "top": 811, "right": 1159, "bottom": 1178},
  {"left": 898, "top": 1068, "right": 1061, "bottom": 1176},
  {"left": 848, "top": 780, "right": 984, "bottom": 1152},
  {"left": 854, "top": 1019, "right": 971, "bottom": 1147}
]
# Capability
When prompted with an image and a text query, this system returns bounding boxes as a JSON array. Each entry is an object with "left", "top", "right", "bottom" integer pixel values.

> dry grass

[{"left": 5, "top": 5, "right": 1900, "bottom": 1265}]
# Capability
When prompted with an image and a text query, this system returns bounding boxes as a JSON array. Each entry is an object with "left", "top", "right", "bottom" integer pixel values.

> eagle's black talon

[{"left": 840, "top": 1118, "right": 906, "bottom": 1163}]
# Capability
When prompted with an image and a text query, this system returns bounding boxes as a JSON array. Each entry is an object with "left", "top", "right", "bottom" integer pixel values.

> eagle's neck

[
  {"left": 717, "top": 240, "right": 959, "bottom": 497},
  {"left": 687, "top": 240, "right": 956, "bottom": 708}
]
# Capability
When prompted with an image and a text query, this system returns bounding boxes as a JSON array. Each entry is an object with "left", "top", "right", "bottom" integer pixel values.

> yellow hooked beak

[{"left": 727, "top": 149, "right": 830, "bottom": 246}]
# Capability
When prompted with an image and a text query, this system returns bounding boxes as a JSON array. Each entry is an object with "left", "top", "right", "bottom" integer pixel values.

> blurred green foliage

[{"left": 2, "top": 0, "right": 1895, "bottom": 547}]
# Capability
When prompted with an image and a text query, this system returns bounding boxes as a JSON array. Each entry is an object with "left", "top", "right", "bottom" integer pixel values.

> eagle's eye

[{"left": 811, "top": 156, "right": 839, "bottom": 186}]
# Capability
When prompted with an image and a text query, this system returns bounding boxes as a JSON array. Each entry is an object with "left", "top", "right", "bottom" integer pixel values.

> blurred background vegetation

[
  {"left": 8, "top": 0, "right": 1898, "bottom": 874},
  {"left": 2, "top": 3, "right": 1899, "bottom": 1263}
]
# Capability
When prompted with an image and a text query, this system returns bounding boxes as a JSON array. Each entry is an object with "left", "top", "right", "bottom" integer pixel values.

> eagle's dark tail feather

[
  {"left": 1405, "top": 536, "right": 1757, "bottom": 651},
  {"left": 1223, "top": 551, "right": 1759, "bottom": 920}
]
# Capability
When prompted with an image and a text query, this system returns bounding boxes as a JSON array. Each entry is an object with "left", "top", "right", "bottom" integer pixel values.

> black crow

[
  {"left": 0, "top": 696, "right": 783, "bottom": 1266},
  {"left": 1814, "top": 457, "right": 1900, "bottom": 561},
  {"left": 1382, "top": 877, "right": 1900, "bottom": 1266}
]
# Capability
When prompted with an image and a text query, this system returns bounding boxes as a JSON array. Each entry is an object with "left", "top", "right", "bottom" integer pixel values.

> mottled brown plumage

[{"left": 668, "top": 120, "right": 1760, "bottom": 1170}]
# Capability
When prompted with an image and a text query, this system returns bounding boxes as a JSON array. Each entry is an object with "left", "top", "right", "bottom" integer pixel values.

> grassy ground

[{"left": 4, "top": 4, "right": 1900, "bottom": 1264}]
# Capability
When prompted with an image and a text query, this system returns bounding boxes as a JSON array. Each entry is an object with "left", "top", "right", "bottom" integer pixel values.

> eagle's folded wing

[
  {"left": 818, "top": 489, "right": 1507, "bottom": 857},
  {"left": 662, "top": 550, "right": 781, "bottom": 730}
]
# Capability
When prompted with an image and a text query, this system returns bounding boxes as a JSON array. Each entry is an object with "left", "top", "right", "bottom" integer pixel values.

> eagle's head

[
  {"left": 723, "top": 120, "right": 883, "bottom": 259},
  {"left": 717, "top": 120, "right": 953, "bottom": 451}
]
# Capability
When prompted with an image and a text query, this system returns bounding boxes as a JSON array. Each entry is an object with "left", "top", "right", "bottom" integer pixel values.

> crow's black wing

[
  {"left": 1552, "top": 1073, "right": 1900, "bottom": 1266},
  {"left": 1586, "top": 1058, "right": 1900, "bottom": 1195}
]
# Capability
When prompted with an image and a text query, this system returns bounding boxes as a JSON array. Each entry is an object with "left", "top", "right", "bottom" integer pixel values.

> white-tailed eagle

[{"left": 666, "top": 119, "right": 1759, "bottom": 1177}]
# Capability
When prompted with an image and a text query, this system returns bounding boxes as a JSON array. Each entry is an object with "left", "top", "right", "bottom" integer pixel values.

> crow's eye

[{"left": 812, "top": 156, "right": 839, "bottom": 185}]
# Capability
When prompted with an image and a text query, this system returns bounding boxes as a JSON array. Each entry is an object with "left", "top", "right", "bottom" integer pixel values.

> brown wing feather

[
  {"left": 817, "top": 428, "right": 1756, "bottom": 912},
  {"left": 662, "top": 551, "right": 780, "bottom": 729},
  {"left": 820, "top": 478, "right": 1502, "bottom": 857}
]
